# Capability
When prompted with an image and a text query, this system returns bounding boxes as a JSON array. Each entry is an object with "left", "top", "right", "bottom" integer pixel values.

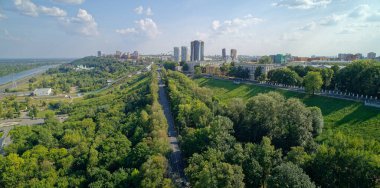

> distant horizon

[{"left": 1, "top": 0, "right": 379, "bottom": 58}]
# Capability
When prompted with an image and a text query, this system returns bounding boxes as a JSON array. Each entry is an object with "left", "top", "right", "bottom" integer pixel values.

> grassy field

[{"left": 196, "top": 78, "right": 380, "bottom": 142}]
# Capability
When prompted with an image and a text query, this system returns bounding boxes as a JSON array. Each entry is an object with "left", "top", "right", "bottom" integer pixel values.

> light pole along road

[{"left": 157, "top": 70, "right": 188, "bottom": 187}]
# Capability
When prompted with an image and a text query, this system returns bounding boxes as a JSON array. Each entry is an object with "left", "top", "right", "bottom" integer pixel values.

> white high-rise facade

[
  {"left": 181, "top": 46, "right": 189, "bottom": 62},
  {"left": 174, "top": 47, "right": 181, "bottom": 62}
]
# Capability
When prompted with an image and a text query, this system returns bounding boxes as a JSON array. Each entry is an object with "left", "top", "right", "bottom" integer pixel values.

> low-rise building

[
  {"left": 33, "top": 88, "right": 53, "bottom": 96},
  {"left": 238, "top": 63, "right": 282, "bottom": 80}
]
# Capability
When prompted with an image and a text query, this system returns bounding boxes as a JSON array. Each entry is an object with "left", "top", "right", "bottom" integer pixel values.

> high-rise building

[
  {"left": 115, "top": 51, "right": 122, "bottom": 58},
  {"left": 274, "top": 54, "right": 286, "bottom": 64},
  {"left": 97, "top": 51, "right": 101, "bottom": 57},
  {"left": 191, "top": 40, "right": 204, "bottom": 62},
  {"left": 230, "top": 49, "right": 237, "bottom": 61},
  {"left": 368, "top": 52, "right": 376, "bottom": 59},
  {"left": 222, "top": 48, "right": 227, "bottom": 60},
  {"left": 132, "top": 51, "right": 139, "bottom": 60},
  {"left": 355, "top": 53, "right": 363, "bottom": 60},
  {"left": 181, "top": 46, "right": 189, "bottom": 62},
  {"left": 174, "top": 47, "right": 181, "bottom": 62}
]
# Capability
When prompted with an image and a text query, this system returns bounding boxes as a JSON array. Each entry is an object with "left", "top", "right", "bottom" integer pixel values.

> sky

[{"left": 0, "top": 0, "right": 380, "bottom": 58}]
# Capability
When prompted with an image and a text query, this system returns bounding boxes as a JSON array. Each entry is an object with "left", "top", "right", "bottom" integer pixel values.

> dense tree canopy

[
  {"left": 0, "top": 62, "right": 171, "bottom": 187},
  {"left": 304, "top": 71, "right": 323, "bottom": 95},
  {"left": 268, "top": 68, "right": 302, "bottom": 86}
]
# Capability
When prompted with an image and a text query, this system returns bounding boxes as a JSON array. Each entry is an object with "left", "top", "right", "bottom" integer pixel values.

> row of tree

[
  {"left": 264, "top": 60, "right": 380, "bottom": 97},
  {"left": 165, "top": 70, "right": 380, "bottom": 187}
]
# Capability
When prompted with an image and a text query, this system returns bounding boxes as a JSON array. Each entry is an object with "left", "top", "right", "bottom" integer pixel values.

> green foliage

[
  {"left": 182, "top": 63, "right": 189, "bottom": 71},
  {"left": 0, "top": 60, "right": 59, "bottom": 77},
  {"left": 309, "top": 107, "right": 323, "bottom": 136},
  {"left": 28, "top": 105, "right": 38, "bottom": 119},
  {"left": 304, "top": 71, "right": 323, "bottom": 95},
  {"left": 241, "top": 137, "right": 283, "bottom": 187},
  {"left": 185, "top": 149, "right": 245, "bottom": 188},
  {"left": 196, "top": 77, "right": 380, "bottom": 142},
  {"left": 259, "top": 56, "right": 273, "bottom": 64},
  {"left": 268, "top": 68, "right": 302, "bottom": 86},
  {"left": 268, "top": 162, "right": 316, "bottom": 188},
  {"left": 0, "top": 96, "right": 23, "bottom": 119},
  {"left": 254, "top": 66, "right": 263, "bottom": 80},
  {"left": 37, "top": 56, "right": 141, "bottom": 94},
  {"left": 162, "top": 61, "right": 177, "bottom": 71},
  {"left": 336, "top": 60, "right": 380, "bottom": 97},
  {"left": 140, "top": 155, "right": 172, "bottom": 188},
  {"left": 305, "top": 132, "right": 380, "bottom": 187},
  {"left": 166, "top": 71, "right": 321, "bottom": 187},
  {"left": 194, "top": 66, "right": 202, "bottom": 77},
  {"left": 228, "top": 66, "right": 250, "bottom": 79},
  {"left": 239, "top": 92, "right": 318, "bottom": 151},
  {"left": 0, "top": 67, "right": 172, "bottom": 187}
]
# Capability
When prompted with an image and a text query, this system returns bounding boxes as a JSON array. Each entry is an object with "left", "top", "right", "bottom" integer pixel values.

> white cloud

[
  {"left": 116, "top": 18, "right": 160, "bottom": 38},
  {"left": 212, "top": 20, "right": 221, "bottom": 30},
  {"left": 367, "top": 13, "right": 380, "bottom": 22},
  {"left": 14, "top": 0, "right": 67, "bottom": 17},
  {"left": 349, "top": 4, "right": 370, "bottom": 19},
  {"left": 0, "top": 11, "right": 7, "bottom": 20},
  {"left": 136, "top": 18, "right": 160, "bottom": 38},
  {"left": 319, "top": 14, "right": 346, "bottom": 26},
  {"left": 39, "top": 6, "right": 67, "bottom": 17},
  {"left": 297, "top": 21, "right": 317, "bottom": 30},
  {"left": 281, "top": 32, "right": 303, "bottom": 41},
  {"left": 14, "top": 0, "right": 39, "bottom": 16},
  {"left": 212, "top": 14, "right": 263, "bottom": 35},
  {"left": 60, "top": 9, "right": 99, "bottom": 36},
  {"left": 134, "top": 6, "right": 154, "bottom": 16},
  {"left": 350, "top": 4, "right": 380, "bottom": 22},
  {"left": 146, "top": 7, "right": 153, "bottom": 16},
  {"left": 116, "top": 28, "right": 138, "bottom": 35},
  {"left": 273, "top": 0, "right": 332, "bottom": 9},
  {"left": 337, "top": 28, "right": 356, "bottom": 34},
  {"left": 52, "top": 0, "right": 85, "bottom": 4},
  {"left": 196, "top": 32, "right": 209, "bottom": 41},
  {"left": 134, "top": 6, "right": 144, "bottom": 15}
]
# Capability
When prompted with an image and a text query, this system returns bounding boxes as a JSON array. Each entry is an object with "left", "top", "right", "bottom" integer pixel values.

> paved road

[
  {"left": 157, "top": 71, "right": 188, "bottom": 187},
  {"left": 0, "top": 127, "right": 11, "bottom": 154}
]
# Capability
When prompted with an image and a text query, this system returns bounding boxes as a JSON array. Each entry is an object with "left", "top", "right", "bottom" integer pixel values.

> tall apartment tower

[
  {"left": 97, "top": 51, "right": 102, "bottom": 57},
  {"left": 191, "top": 40, "right": 204, "bottom": 62},
  {"left": 174, "top": 47, "right": 181, "bottom": 62},
  {"left": 181, "top": 46, "right": 189, "bottom": 62},
  {"left": 222, "top": 48, "right": 227, "bottom": 60},
  {"left": 368, "top": 52, "right": 376, "bottom": 59},
  {"left": 231, "top": 49, "right": 237, "bottom": 61}
]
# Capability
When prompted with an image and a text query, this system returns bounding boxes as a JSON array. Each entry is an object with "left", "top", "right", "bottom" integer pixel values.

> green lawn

[{"left": 196, "top": 78, "right": 380, "bottom": 142}]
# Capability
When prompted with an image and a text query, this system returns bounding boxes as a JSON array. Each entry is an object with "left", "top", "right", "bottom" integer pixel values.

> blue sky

[{"left": 0, "top": 0, "right": 379, "bottom": 58}]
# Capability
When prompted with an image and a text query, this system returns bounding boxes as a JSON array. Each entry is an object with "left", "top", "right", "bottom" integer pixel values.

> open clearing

[{"left": 196, "top": 78, "right": 380, "bottom": 142}]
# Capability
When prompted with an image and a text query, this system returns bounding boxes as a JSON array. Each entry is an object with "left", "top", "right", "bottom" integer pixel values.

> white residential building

[{"left": 33, "top": 88, "right": 53, "bottom": 96}]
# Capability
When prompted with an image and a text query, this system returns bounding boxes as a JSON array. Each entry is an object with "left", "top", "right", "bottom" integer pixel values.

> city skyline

[{"left": 0, "top": 0, "right": 380, "bottom": 58}]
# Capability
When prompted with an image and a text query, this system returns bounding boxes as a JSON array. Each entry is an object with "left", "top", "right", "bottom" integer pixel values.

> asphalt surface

[{"left": 157, "top": 71, "right": 188, "bottom": 187}]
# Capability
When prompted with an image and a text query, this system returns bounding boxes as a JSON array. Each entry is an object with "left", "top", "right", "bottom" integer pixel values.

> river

[{"left": 0, "top": 64, "right": 60, "bottom": 85}]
